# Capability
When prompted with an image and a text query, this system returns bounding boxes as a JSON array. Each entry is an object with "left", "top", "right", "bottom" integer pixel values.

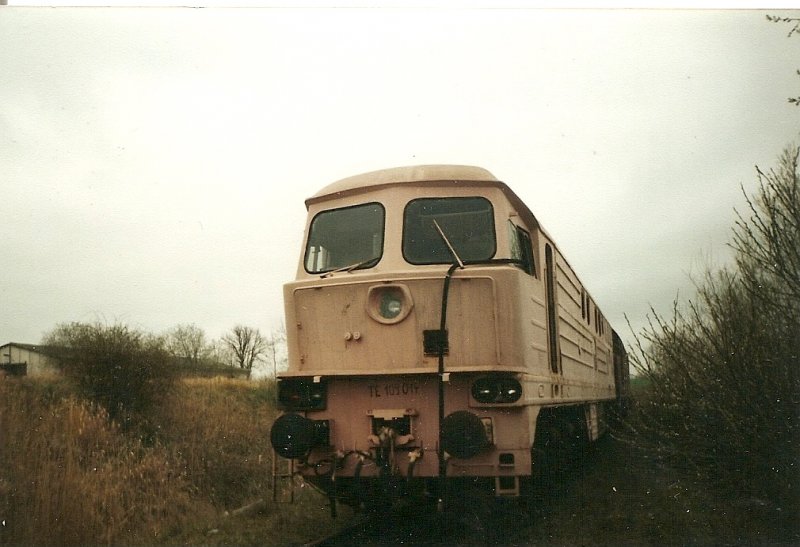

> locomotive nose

[
  {"left": 270, "top": 413, "right": 316, "bottom": 459},
  {"left": 441, "top": 410, "right": 490, "bottom": 459}
]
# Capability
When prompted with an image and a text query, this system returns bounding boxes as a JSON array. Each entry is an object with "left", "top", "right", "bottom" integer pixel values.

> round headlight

[
  {"left": 471, "top": 378, "right": 499, "bottom": 403},
  {"left": 498, "top": 378, "right": 521, "bottom": 401},
  {"left": 366, "top": 284, "right": 414, "bottom": 324},
  {"left": 380, "top": 291, "right": 403, "bottom": 319}
]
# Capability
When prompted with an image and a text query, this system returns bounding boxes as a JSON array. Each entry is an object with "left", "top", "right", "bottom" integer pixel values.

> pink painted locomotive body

[{"left": 270, "top": 165, "right": 629, "bottom": 507}]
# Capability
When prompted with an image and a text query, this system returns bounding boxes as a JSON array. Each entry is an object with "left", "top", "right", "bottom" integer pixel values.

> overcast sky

[{"left": 1, "top": 5, "right": 798, "bottom": 352}]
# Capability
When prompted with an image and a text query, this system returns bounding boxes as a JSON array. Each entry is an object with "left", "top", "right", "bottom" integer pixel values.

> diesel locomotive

[{"left": 270, "top": 165, "right": 629, "bottom": 511}]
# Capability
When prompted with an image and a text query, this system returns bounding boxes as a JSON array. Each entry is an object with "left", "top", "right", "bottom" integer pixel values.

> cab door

[{"left": 544, "top": 243, "right": 562, "bottom": 376}]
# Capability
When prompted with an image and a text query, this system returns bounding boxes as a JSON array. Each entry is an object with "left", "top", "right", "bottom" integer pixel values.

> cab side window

[{"left": 509, "top": 221, "right": 536, "bottom": 277}]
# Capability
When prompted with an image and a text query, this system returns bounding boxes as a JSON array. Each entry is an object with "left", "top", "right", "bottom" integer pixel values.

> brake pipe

[
  {"left": 329, "top": 454, "right": 338, "bottom": 519},
  {"left": 352, "top": 453, "right": 367, "bottom": 507},
  {"left": 438, "top": 262, "right": 461, "bottom": 508}
]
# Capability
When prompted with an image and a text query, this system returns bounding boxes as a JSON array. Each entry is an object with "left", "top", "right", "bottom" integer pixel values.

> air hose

[{"left": 437, "top": 262, "right": 461, "bottom": 506}]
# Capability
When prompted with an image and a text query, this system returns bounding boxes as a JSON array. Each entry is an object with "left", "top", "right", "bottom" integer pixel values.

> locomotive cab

[{"left": 271, "top": 165, "right": 628, "bottom": 510}]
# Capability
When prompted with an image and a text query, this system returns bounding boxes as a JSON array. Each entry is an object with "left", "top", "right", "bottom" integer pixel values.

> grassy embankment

[{"left": 0, "top": 374, "right": 348, "bottom": 546}]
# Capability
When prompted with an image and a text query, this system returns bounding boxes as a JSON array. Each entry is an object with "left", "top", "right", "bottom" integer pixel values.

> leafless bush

[
  {"left": 624, "top": 145, "right": 799, "bottom": 516},
  {"left": 43, "top": 322, "right": 177, "bottom": 432},
  {"left": 733, "top": 146, "right": 800, "bottom": 310}
]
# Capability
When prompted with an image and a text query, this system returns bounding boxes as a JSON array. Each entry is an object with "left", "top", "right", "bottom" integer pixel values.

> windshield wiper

[
  {"left": 320, "top": 257, "right": 378, "bottom": 278},
  {"left": 432, "top": 219, "right": 464, "bottom": 269}
]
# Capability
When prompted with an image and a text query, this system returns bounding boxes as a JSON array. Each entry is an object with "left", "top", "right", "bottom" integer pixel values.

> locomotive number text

[{"left": 368, "top": 382, "right": 420, "bottom": 398}]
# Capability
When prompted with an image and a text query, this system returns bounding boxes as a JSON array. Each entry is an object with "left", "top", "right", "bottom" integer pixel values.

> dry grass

[
  {"left": 0, "top": 375, "right": 211, "bottom": 546},
  {"left": 0, "top": 374, "right": 345, "bottom": 546},
  {"left": 157, "top": 376, "right": 278, "bottom": 510}
]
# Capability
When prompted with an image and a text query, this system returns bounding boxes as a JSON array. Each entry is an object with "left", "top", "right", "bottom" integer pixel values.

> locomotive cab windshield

[
  {"left": 403, "top": 196, "right": 496, "bottom": 264},
  {"left": 305, "top": 195, "right": 498, "bottom": 273},
  {"left": 304, "top": 202, "right": 385, "bottom": 274}
]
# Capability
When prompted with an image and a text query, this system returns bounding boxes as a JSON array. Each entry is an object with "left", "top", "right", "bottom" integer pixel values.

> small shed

[{"left": 0, "top": 343, "right": 60, "bottom": 376}]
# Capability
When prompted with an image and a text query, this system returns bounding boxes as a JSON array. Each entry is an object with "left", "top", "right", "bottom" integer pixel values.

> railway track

[{"left": 303, "top": 491, "right": 536, "bottom": 546}]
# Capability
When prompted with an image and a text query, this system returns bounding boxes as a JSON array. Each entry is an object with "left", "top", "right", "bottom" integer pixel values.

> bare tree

[
  {"left": 165, "top": 323, "right": 209, "bottom": 367},
  {"left": 221, "top": 325, "right": 267, "bottom": 379},
  {"left": 206, "top": 338, "right": 234, "bottom": 368},
  {"left": 767, "top": 14, "right": 800, "bottom": 105}
]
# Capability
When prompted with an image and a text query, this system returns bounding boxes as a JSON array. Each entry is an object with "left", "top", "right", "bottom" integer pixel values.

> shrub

[
  {"left": 43, "top": 322, "right": 176, "bottom": 431},
  {"left": 625, "top": 145, "right": 799, "bottom": 535}
]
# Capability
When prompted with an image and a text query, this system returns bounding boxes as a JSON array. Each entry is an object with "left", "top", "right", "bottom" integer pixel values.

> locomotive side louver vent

[{"left": 423, "top": 329, "right": 449, "bottom": 356}]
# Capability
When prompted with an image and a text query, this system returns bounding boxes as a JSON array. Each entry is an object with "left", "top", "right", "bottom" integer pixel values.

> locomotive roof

[{"left": 306, "top": 164, "right": 541, "bottom": 232}]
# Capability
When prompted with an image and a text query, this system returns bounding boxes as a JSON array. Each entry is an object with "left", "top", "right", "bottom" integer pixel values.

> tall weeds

[
  {"left": 0, "top": 376, "right": 212, "bottom": 546},
  {"left": 0, "top": 357, "right": 331, "bottom": 546},
  {"left": 157, "top": 377, "right": 278, "bottom": 510}
]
